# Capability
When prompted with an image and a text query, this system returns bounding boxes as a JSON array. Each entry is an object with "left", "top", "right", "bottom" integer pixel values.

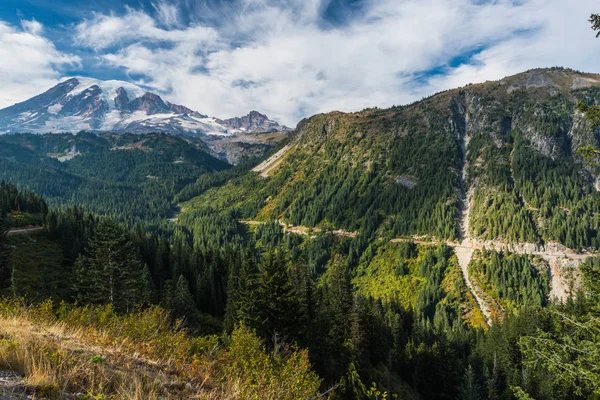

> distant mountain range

[{"left": 0, "top": 77, "right": 290, "bottom": 136}]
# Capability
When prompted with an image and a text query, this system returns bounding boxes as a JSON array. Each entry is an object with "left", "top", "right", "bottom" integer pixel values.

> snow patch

[
  {"left": 63, "top": 76, "right": 147, "bottom": 110},
  {"left": 47, "top": 103, "right": 62, "bottom": 114}
]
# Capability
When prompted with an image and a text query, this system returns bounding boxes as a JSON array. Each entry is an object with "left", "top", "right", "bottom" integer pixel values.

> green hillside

[
  {"left": 0, "top": 132, "right": 230, "bottom": 227},
  {"left": 182, "top": 68, "right": 600, "bottom": 250},
  {"left": 2, "top": 68, "right": 600, "bottom": 399}
]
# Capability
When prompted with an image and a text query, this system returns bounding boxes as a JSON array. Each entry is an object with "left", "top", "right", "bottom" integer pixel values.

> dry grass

[
  {"left": 0, "top": 316, "right": 174, "bottom": 399},
  {"left": 0, "top": 300, "right": 322, "bottom": 400}
]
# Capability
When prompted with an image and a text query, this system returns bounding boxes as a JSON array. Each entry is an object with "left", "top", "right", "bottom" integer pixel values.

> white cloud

[
  {"left": 0, "top": 20, "right": 80, "bottom": 109},
  {"left": 75, "top": 9, "right": 217, "bottom": 51},
  {"left": 423, "top": 1, "right": 600, "bottom": 96},
  {"left": 5, "top": 0, "right": 600, "bottom": 126},
  {"left": 152, "top": 1, "right": 182, "bottom": 28}
]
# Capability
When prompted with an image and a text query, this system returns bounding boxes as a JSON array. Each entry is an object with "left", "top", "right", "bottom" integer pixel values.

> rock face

[
  {"left": 0, "top": 77, "right": 288, "bottom": 137},
  {"left": 202, "top": 131, "right": 289, "bottom": 165},
  {"left": 218, "top": 111, "right": 291, "bottom": 133}
]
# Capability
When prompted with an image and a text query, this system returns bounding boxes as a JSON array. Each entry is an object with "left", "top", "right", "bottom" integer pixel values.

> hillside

[
  {"left": 0, "top": 300, "right": 320, "bottom": 399},
  {"left": 0, "top": 133, "right": 230, "bottom": 227},
  {"left": 2, "top": 68, "right": 600, "bottom": 400},
  {"left": 184, "top": 67, "right": 600, "bottom": 246},
  {"left": 179, "top": 67, "right": 600, "bottom": 323}
]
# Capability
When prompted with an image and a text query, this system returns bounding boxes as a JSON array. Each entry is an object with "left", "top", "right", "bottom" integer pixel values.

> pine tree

[
  {"left": 324, "top": 255, "right": 353, "bottom": 345},
  {"left": 289, "top": 257, "right": 314, "bottom": 345},
  {"left": 223, "top": 253, "right": 241, "bottom": 334},
  {"left": 72, "top": 219, "right": 143, "bottom": 312},
  {"left": 141, "top": 264, "right": 157, "bottom": 305},
  {"left": 235, "top": 248, "right": 261, "bottom": 331},
  {"left": 257, "top": 249, "right": 297, "bottom": 341},
  {"left": 73, "top": 254, "right": 100, "bottom": 304},
  {"left": 173, "top": 275, "right": 195, "bottom": 317},
  {"left": 459, "top": 364, "right": 482, "bottom": 400},
  {"left": 161, "top": 279, "right": 175, "bottom": 310}
]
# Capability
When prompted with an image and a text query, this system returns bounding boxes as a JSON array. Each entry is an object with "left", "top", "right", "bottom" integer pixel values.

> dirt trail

[
  {"left": 7, "top": 226, "right": 44, "bottom": 236},
  {"left": 241, "top": 220, "right": 357, "bottom": 238}
]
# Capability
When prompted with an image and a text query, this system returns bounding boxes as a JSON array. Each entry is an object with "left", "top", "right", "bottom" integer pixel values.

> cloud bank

[
  {"left": 0, "top": 19, "right": 80, "bottom": 109},
  {"left": 2, "top": 0, "right": 600, "bottom": 126}
]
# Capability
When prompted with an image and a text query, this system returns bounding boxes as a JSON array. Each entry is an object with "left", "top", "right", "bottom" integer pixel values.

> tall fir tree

[
  {"left": 141, "top": 264, "right": 157, "bottom": 305},
  {"left": 289, "top": 256, "right": 314, "bottom": 346},
  {"left": 223, "top": 251, "right": 241, "bottom": 334},
  {"left": 257, "top": 248, "right": 298, "bottom": 341},
  {"left": 459, "top": 364, "right": 482, "bottom": 400},
  {"left": 72, "top": 219, "right": 143, "bottom": 312},
  {"left": 173, "top": 275, "right": 196, "bottom": 318},
  {"left": 235, "top": 248, "right": 261, "bottom": 331}
]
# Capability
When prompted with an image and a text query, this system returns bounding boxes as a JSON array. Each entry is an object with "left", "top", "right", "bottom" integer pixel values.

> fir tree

[
  {"left": 72, "top": 219, "right": 143, "bottom": 312},
  {"left": 257, "top": 249, "right": 297, "bottom": 341},
  {"left": 173, "top": 275, "right": 195, "bottom": 317},
  {"left": 235, "top": 248, "right": 261, "bottom": 331},
  {"left": 161, "top": 279, "right": 175, "bottom": 310},
  {"left": 223, "top": 252, "right": 241, "bottom": 334},
  {"left": 459, "top": 364, "right": 482, "bottom": 400},
  {"left": 141, "top": 264, "right": 157, "bottom": 304}
]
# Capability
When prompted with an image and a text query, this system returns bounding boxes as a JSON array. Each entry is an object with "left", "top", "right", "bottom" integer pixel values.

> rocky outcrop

[
  {"left": 203, "top": 132, "right": 289, "bottom": 165},
  {"left": 218, "top": 111, "right": 291, "bottom": 133}
]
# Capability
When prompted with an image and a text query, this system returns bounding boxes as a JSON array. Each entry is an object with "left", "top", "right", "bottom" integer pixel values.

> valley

[
  {"left": 2, "top": 67, "right": 600, "bottom": 399},
  {"left": 0, "top": 0, "right": 599, "bottom": 396}
]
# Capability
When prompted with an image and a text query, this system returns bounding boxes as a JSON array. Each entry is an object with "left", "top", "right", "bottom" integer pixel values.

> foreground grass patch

[{"left": 0, "top": 299, "right": 321, "bottom": 399}]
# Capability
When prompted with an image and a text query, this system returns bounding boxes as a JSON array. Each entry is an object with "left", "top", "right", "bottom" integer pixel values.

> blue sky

[{"left": 0, "top": 0, "right": 599, "bottom": 126}]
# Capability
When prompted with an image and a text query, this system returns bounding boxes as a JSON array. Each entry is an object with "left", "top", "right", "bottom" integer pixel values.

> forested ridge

[
  {"left": 2, "top": 67, "right": 600, "bottom": 399},
  {"left": 182, "top": 67, "right": 600, "bottom": 251},
  {"left": 0, "top": 132, "right": 230, "bottom": 229}
]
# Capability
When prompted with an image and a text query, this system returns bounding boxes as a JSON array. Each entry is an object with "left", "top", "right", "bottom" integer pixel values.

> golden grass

[
  {"left": 0, "top": 300, "right": 321, "bottom": 400},
  {"left": 0, "top": 316, "right": 170, "bottom": 399}
]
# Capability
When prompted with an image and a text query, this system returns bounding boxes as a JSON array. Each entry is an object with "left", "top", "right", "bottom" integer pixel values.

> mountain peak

[
  {"left": 0, "top": 77, "right": 288, "bottom": 136},
  {"left": 218, "top": 111, "right": 291, "bottom": 133}
]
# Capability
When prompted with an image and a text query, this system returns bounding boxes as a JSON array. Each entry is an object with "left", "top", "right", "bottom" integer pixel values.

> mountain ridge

[
  {"left": 182, "top": 67, "right": 600, "bottom": 247},
  {"left": 0, "top": 77, "right": 289, "bottom": 136}
]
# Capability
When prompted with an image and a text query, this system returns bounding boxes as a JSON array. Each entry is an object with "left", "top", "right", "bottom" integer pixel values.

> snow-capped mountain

[{"left": 0, "top": 77, "right": 289, "bottom": 136}]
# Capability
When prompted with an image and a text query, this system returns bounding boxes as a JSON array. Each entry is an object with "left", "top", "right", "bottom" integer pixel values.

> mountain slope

[
  {"left": 0, "top": 77, "right": 288, "bottom": 136},
  {"left": 0, "top": 132, "right": 230, "bottom": 227},
  {"left": 182, "top": 68, "right": 600, "bottom": 250}
]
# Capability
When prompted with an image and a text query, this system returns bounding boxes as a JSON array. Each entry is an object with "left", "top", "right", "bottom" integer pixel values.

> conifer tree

[
  {"left": 324, "top": 255, "right": 354, "bottom": 344},
  {"left": 459, "top": 364, "right": 482, "bottom": 400},
  {"left": 173, "top": 275, "right": 195, "bottom": 317},
  {"left": 289, "top": 256, "right": 314, "bottom": 345},
  {"left": 141, "top": 264, "right": 157, "bottom": 304},
  {"left": 235, "top": 248, "right": 261, "bottom": 331},
  {"left": 72, "top": 219, "right": 143, "bottom": 312},
  {"left": 319, "top": 254, "right": 354, "bottom": 377},
  {"left": 223, "top": 253, "right": 241, "bottom": 333},
  {"left": 257, "top": 249, "right": 297, "bottom": 341},
  {"left": 161, "top": 279, "right": 175, "bottom": 310}
]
